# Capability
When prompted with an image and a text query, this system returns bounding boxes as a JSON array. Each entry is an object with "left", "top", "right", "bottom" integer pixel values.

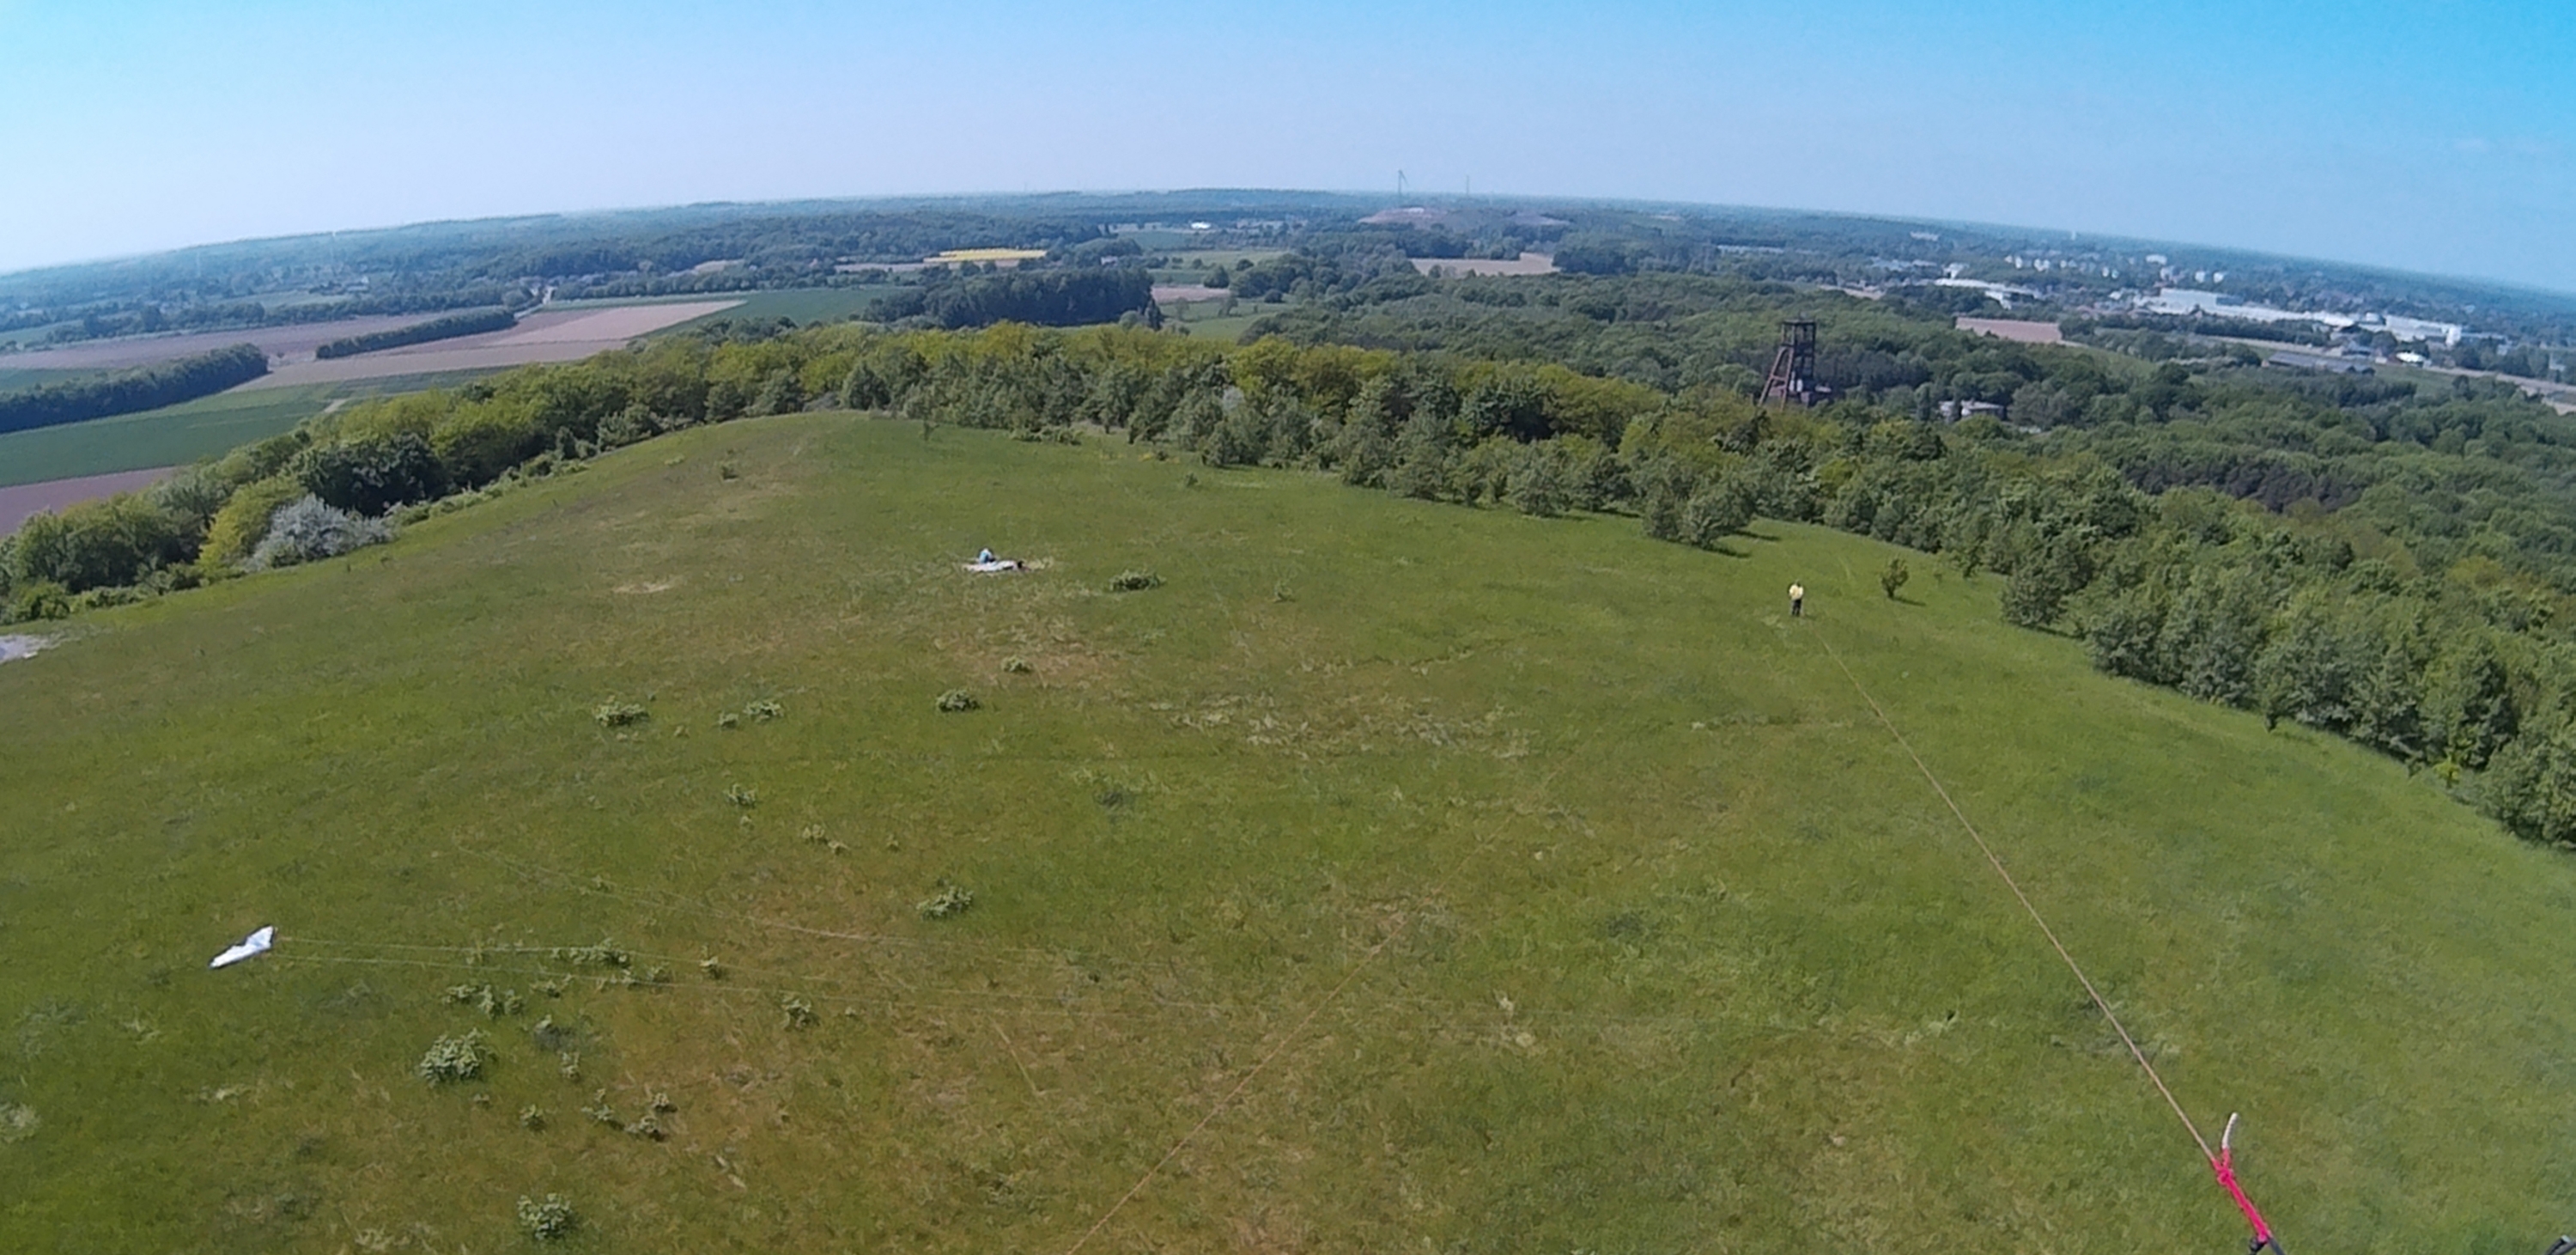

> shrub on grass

[
  {"left": 1881, "top": 559, "right": 1911, "bottom": 600},
  {"left": 515, "top": 1193, "right": 577, "bottom": 1241},
  {"left": 519, "top": 1105, "right": 545, "bottom": 1130},
  {"left": 1107, "top": 570, "right": 1163, "bottom": 592},
  {"left": 6, "top": 492, "right": 194, "bottom": 593},
  {"left": 1680, "top": 478, "right": 1757, "bottom": 547},
  {"left": 552, "top": 940, "right": 629, "bottom": 968},
  {"left": 416, "top": 1030, "right": 490, "bottom": 1083},
  {"left": 781, "top": 995, "right": 818, "bottom": 1028},
  {"left": 724, "top": 784, "right": 758, "bottom": 809},
  {"left": 593, "top": 698, "right": 647, "bottom": 728},
  {"left": 1002, "top": 656, "right": 1033, "bottom": 674},
  {"left": 293, "top": 432, "right": 445, "bottom": 515},
  {"left": 916, "top": 882, "right": 975, "bottom": 920},
  {"left": 529, "top": 1015, "right": 572, "bottom": 1051},
  {"left": 744, "top": 698, "right": 783, "bottom": 722},
  {"left": 8, "top": 581, "right": 70, "bottom": 623},
  {"left": 248, "top": 497, "right": 391, "bottom": 570},
  {"left": 936, "top": 689, "right": 980, "bottom": 712}
]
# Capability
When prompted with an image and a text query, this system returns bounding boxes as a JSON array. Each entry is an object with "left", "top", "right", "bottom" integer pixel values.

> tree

[
  {"left": 294, "top": 433, "right": 446, "bottom": 515},
  {"left": 1880, "top": 558, "right": 1911, "bottom": 600},
  {"left": 2001, "top": 545, "right": 2081, "bottom": 630}
]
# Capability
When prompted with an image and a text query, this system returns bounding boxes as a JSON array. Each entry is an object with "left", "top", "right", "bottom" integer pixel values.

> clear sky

[{"left": 1, "top": 0, "right": 2570, "bottom": 289}]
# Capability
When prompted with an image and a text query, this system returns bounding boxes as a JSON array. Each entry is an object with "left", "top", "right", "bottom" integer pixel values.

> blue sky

[{"left": 1, "top": 0, "right": 2570, "bottom": 289}]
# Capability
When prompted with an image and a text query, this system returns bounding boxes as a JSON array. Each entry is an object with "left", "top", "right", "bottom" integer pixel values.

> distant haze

[{"left": 1, "top": 0, "right": 2570, "bottom": 291}]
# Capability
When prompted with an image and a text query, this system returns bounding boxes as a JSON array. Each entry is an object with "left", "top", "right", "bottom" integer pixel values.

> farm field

[
  {"left": 1163, "top": 300, "right": 1285, "bottom": 344},
  {"left": 0, "top": 314, "right": 452, "bottom": 373},
  {"left": 3, "top": 415, "right": 2574, "bottom": 1252},
  {"left": 648, "top": 286, "right": 904, "bottom": 332},
  {"left": 0, "top": 465, "right": 177, "bottom": 533},
  {"left": 1408, "top": 253, "right": 1558, "bottom": 277},
  {"left": 0, "top": 372, "right": 494, "bottom": 488},
  {"left": 0, "top": 366, "right": 93, "bottom": 392},
  {"left": 1149, "top": 248, "right": 1287, "bottom": 281},
  {"left": 246, "top": 302, "right": 740, "bottom": 390}
]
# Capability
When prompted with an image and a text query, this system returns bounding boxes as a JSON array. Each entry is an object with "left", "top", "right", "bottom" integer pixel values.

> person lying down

[{"left": 966, "top": 547, "right": 1024, "bottom": 572}]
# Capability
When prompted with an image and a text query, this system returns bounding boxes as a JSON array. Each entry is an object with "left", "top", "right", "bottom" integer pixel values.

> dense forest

[
  {"left": 315, "top": 308, "right": 515, "bottom": 358},
  {"left": 0, "top": 343, "right": 266, "bottom": 435}
]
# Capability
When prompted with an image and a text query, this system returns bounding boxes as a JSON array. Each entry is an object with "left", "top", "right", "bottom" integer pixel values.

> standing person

[{"left": 1789, "top": 582, "right": 1805, "bottom": 618}]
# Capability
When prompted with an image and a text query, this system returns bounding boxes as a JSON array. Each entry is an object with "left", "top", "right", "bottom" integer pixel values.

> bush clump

[
  {"left": 916, "top": 882, "right": 975, "bottom": 920},
  {"left": 593, "top": 698, "right": 647, "bottom": 728},
  {"left": 416, "top": 1030, "right": 490, "bottom": 1083},
  {"left": 248, "top": 496, "right": 391, "bottom": 570},
  {"left": 516, "top": 1193, "right": 577, "bottom": 1241},
  {"left": 936, "top": 689, "right": 980, "bottom": 712},
  {"left": 1107, "top": 570, "right": 1163, "bottom": 592}
]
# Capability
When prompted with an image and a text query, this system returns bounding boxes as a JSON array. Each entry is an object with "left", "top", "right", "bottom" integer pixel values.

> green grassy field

[
  {"left": 1163, "top": 300, "right": 1281, "bottom": 344},
  {"left": 652, "top": 286, "right": 904, "bottom": 334},
  {"left": 5, "top": 416, "right": 2574, "bottom": 1252},
  {"left": 0, "top": 365, "right": 92, "bottom": 392},
  {"left": 0, "top": 371, "right": 505, "bottom": 487},
  {"left": 1150, "top": 249, "right": 1287, "bottom": 282}
]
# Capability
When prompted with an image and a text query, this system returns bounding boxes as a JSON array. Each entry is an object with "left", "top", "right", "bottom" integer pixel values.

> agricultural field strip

[
  {"left": 0, "top": 314, "right": 455, "bottom": 372},
  {"left": 243, "top": 302, "right": 741, "bottom": 388},
  {"left": 0, "top": 466, "right": 177, "bottom": 533}
]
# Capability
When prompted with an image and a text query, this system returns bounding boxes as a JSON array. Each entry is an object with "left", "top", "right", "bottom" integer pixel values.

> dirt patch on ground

[
  {"left": 246, "top": 302, "right": 741, "bottom": 389},
  {"left": 1955, "top": 317, "right": 2064, "bottom": 344},
  {"left": 0, "top": 466, "right": 179, "bottom": 534},
  {"left": 485, "top": 302, "right": 743, "bottom": 345},
  {"left": 1409, "top": 253, "right": 1558, "bottom": 277}
]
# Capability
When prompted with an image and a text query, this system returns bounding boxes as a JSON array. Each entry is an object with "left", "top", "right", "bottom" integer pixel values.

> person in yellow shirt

[{"left": 1789, "top": 582, "right": 1805, "bottom": 618}]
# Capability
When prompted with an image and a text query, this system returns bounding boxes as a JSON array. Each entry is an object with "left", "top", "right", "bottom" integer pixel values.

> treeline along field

[
  {"left": 0, "top": 343, "right": 267, "bottom": 435},
  {"left": 17, "top": 267, "right": 2576, "bottom": 844},
  {"left": 314, "top": 307, "right": 515, "bottom": 358}
]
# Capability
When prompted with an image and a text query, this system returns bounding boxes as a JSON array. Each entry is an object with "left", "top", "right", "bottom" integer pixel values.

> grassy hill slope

[{"left": 4, "top": 416, "right": 2573, "bottom": 1252}]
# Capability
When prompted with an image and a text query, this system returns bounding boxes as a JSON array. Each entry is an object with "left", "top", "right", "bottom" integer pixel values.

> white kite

[{"left": 209, "top": 926, "right": 275, "bottom": 969}]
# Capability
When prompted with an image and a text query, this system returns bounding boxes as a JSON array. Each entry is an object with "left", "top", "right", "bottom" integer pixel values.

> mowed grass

[
  {"left": 0, "top": 371, "right": 501, "bottom": 487},
  {"left": 5, "top": 417, "right": 2576, "bottom": 1252}
]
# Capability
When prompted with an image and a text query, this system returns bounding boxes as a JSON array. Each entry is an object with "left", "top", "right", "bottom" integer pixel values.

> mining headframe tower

[{"left": 1760, "top": 319, "right": 1831, "bottom": 407}]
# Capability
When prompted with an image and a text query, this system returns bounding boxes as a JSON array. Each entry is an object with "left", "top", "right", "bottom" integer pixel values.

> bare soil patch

[
  {"left": 0, "top": 466, "right": 178, "bottom": 534},
  {"left": 1955, "top": 316, "right": 2064, "bottom": 344},
  {"left": 1410, "top": 253, "right": 1558, "bottom": 277}
]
